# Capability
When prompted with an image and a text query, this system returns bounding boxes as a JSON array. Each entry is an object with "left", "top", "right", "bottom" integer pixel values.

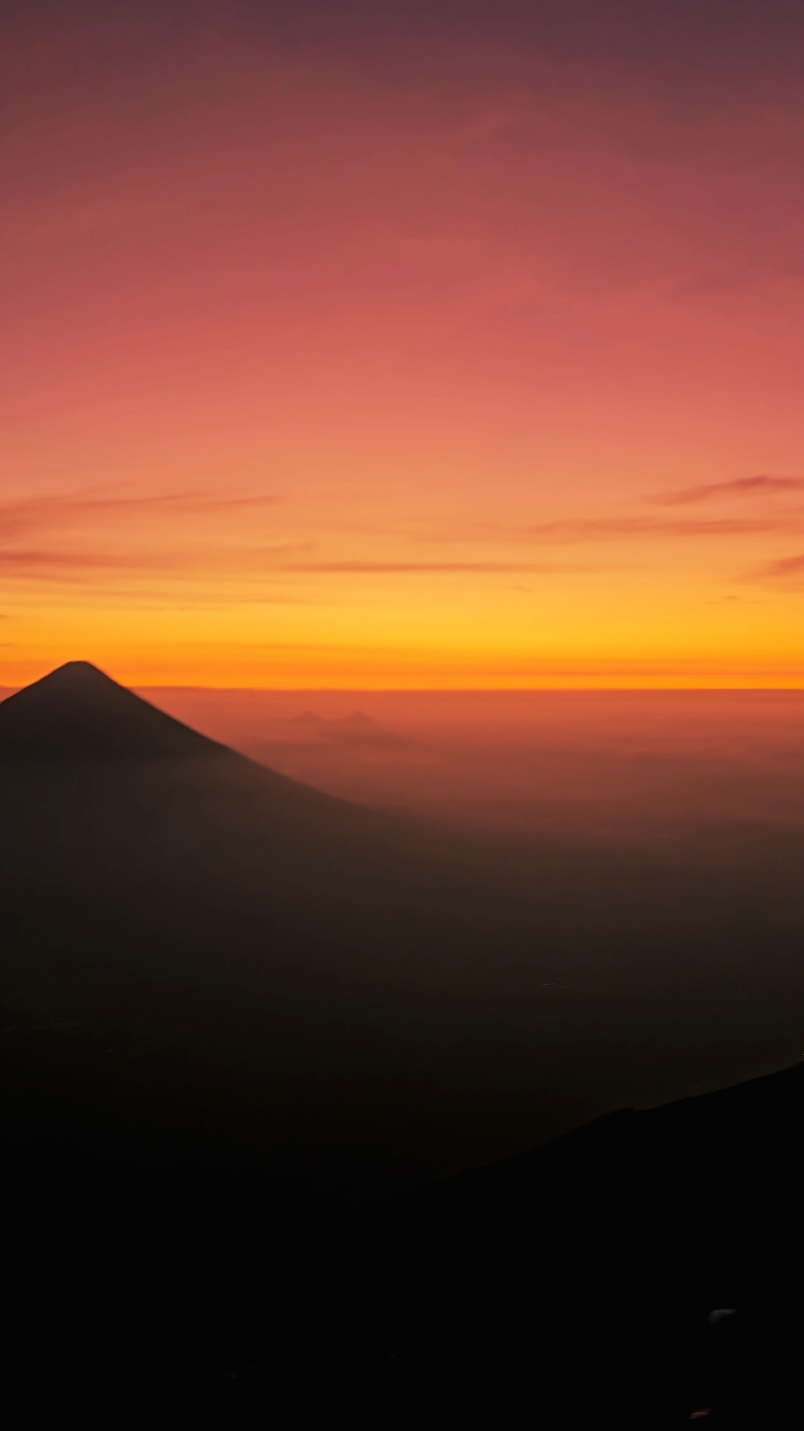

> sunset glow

[{"left": 3, "top": 3, "right": 803, "bottom": 688}]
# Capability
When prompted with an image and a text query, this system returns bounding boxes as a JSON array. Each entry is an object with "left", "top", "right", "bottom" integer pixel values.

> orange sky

[{"left": 2, "top": 2, "right": 803, "bottom": 688}]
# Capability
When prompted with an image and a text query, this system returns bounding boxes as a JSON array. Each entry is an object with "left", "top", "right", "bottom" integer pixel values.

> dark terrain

[
  {"left": 6, "top": 1063, "right": 802, "bottom": 1426},
  {"left": 2, "top": 663, "right": 802, "bottom": 1424}
]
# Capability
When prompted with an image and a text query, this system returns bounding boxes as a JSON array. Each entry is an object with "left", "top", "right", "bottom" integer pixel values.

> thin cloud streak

[
  {"left": 526, "top": 517, "right": 798, "bottom": 541},
  {"left": 745, "top": 553, "right": 804, "bottom": 585},
  {"left": 0, "top": 545, "right": 312, "bottom": 581},
  {"left": 463, "top": 515, "right": 803, "bottom": 544},
  {"left": 277, "top": 561, "right": 588, "bottom": 574},
  {"left": 3, "top": 487, "right": 801, "bottom": 562},
  {"left": 655, "top": 476, "right": 804, "bottom": 506},
  {"left": 0, "top": 550, "right": 589, "bottom": 582},
  {"left": 0, "top": 490, "right": 280, "bottom": 541}
]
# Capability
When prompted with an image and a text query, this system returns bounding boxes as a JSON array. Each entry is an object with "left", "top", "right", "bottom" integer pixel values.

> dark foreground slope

[
  {"left": 2, "top": 665, "right": 803, "bottom": 1422},
  {"left": 2, "top": 663, "right": 525, "bottom": 1184},
  {"left": 2, "top": 662, "right": 804, "bottom": 1189},
  {"left": 5, "top": 1062, "right": 802, "bottom": 1427}
]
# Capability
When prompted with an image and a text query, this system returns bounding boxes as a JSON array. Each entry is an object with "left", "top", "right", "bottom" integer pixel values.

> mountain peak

[
  {"left": 0, "top": 662, "right": 224, "bottom": 761},
  {"left": 50, "top": 660, "right": 109, "bottom": 676},
  {"left": 35, "top": 660, "right": 125, "bottom": 691}
]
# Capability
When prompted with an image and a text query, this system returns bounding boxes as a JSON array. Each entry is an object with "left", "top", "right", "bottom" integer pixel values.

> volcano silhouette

[
  {"left": 2, "top": 662, "right": 803, "bottom": 1208},
  {"left": 0, "top": 661, "right": 223, "bottom": 759},
  {"left": 0, "top": 662, "right": 475, "bottom": 1161},
  {"left": 0, "top": 661, "right": 398, "bottom": 1033}
]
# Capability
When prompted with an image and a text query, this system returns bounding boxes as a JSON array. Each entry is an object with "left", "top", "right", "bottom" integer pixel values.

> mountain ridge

[{"left": 0, "top": 661, "right": 228, "bottom": 761}]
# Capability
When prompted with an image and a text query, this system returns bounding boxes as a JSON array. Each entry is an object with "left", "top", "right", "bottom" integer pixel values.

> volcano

[
  {"left": 0, "top": 660, "right": 227, "bottom": 759},
  {"left": 0, "top": 661, "right": 391, "bottom": 1008},
  {"left": 0, "top": 661, "right": 522, "bottom": 1187}
]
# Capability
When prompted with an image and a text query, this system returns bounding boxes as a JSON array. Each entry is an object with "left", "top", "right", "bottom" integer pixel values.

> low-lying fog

[
  {"left": 136, "top": 688, "right": 804, "bottom": 840},
  {"left": 2, "top": 680, "right": 802, "bottom": 1184}
]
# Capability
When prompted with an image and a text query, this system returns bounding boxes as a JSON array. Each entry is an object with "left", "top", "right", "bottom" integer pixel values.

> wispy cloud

[
  {"left": 0, "top": 545, "right": 311, "bottom": 583},
  {"left": 275, "top": 560, "right": 585, "bottom": 573},
  {"left": 745, "top": 553, "right": 804, "bottom": 586},
  {"left": 0, "top": 551, "right": 129, "bottom": 573},
  {"left": 529, "top": 516, "right": 794, "bottom": 540},
  {"left": 458, "top": 515, "right": 800, "bottom": 544},
  {"left": 0, "top": 489, "right": 280, "bottom": 542},
  {"left": 0, "top": 549, "right": 587, "bottom": 582},
  {"left": 0, "top": 488, "right": 293, "bottom": 598},
  {"left": 654, "top": 475, "right": 804, "bottom": 506},
  {"left": 4, "top": 483, "right": 804, "bottom": 608}
]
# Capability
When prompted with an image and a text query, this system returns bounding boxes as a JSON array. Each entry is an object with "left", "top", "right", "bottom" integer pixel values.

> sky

[{"left": 2, "top": 0, "right": 803, "bottom": 688}]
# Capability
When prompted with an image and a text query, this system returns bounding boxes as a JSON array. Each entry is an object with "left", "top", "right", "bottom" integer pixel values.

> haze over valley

[{"left": 3, "top": 668, "right": 802, "bottom": 1195}]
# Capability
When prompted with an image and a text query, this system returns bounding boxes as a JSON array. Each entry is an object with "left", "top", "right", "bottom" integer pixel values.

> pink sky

[{"left": 2, "top": 2, "right": 802, "bottom": 686}]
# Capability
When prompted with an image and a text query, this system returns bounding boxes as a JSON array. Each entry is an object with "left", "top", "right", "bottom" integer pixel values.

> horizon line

[{"left": 3, "top": 680, "right": 804, "bottom": 695}]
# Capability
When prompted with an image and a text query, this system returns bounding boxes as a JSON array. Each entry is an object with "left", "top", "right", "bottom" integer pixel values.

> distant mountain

[
  {"left": 289, "top": 709, "right": 328, "bottom": 725},
  {"left": 324, "top": 711, "right": 409, "bottom": 746},
  {"left": 287, "top": 708, "right": 408, "bottom": 746}
]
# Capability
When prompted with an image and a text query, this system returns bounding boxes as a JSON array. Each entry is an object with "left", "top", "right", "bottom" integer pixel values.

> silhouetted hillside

[
  {"left": 5, "top": 1061, "right": 801, "bottom": 1426},
  {"left": 2, "top": 664, "right": 803, "bottom": 1193},
  {"left": 0, "top": 661, "right": 224, "bottom": 759},
  {"left": 2, "top": 664, "right": 803, "bottom": 1422}
]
